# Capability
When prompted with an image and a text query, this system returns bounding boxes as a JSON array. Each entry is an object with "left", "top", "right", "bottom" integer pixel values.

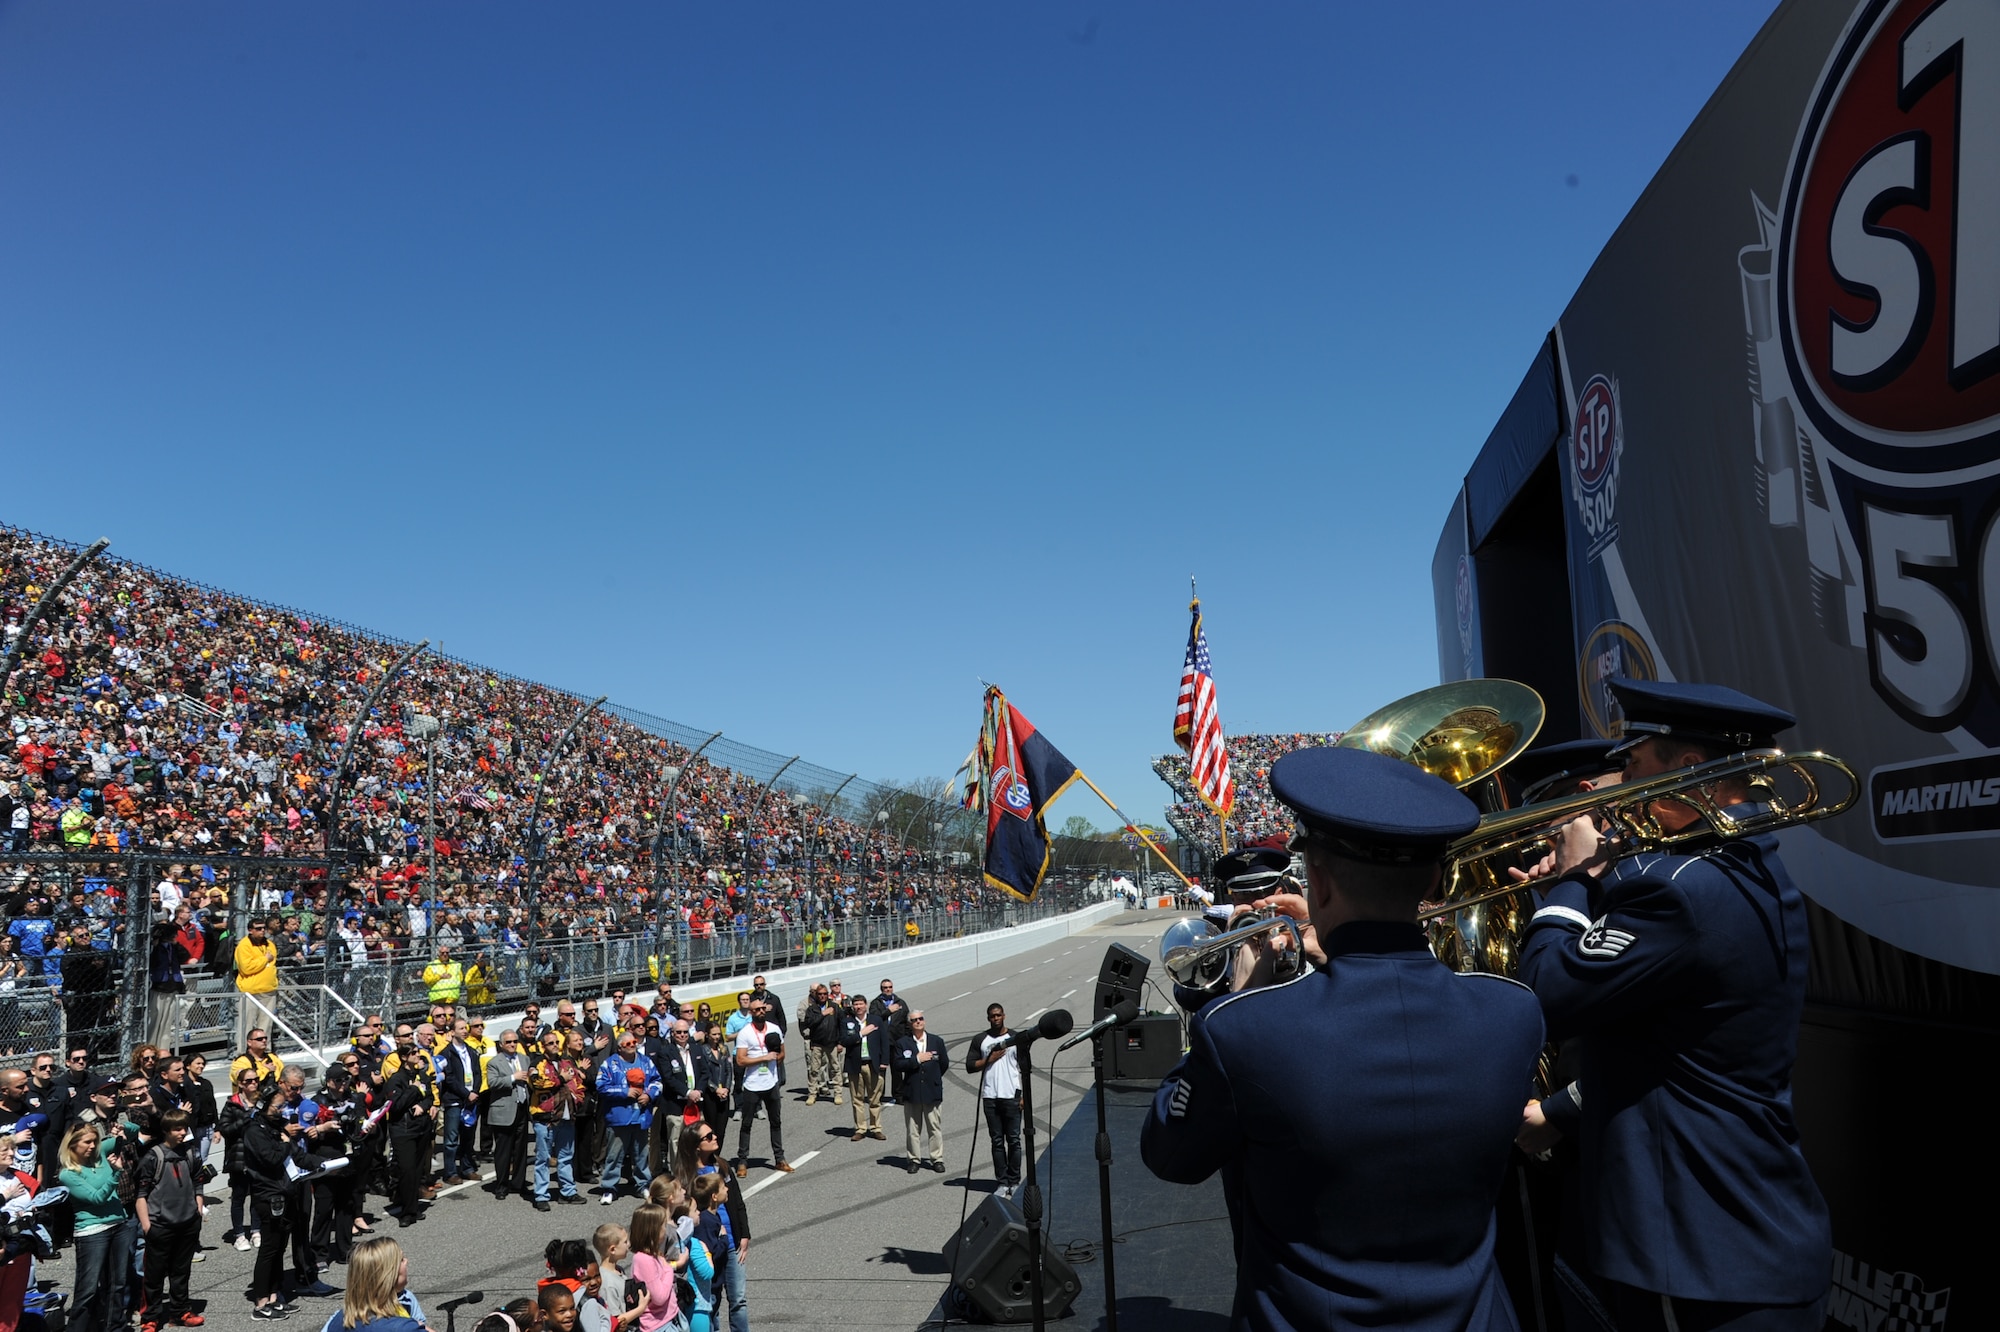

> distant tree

[{"left": 1058, "top": 814, "right": 1098, "bottom": 841}]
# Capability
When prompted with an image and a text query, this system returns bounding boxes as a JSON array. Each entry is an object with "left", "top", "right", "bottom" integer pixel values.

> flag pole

[{"left": 1074, "top": 770, "right": 1196, "bottom": 890}]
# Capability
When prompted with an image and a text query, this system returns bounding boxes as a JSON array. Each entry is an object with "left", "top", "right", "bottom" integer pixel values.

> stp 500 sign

[{"left": 1780, "top": 0, "right": 2000, "bottom": 731}]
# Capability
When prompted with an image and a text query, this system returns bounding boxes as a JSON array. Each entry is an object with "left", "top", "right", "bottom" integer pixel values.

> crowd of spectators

[
  {"left": 1153, "top": 732, "right": 1343, "bottom": 857},
  {"left": 0, "top": 968, "right": 975, "bottom": 1332},
  {"left": 0, "top": 525, "right": 999, "bottom": 1008}
]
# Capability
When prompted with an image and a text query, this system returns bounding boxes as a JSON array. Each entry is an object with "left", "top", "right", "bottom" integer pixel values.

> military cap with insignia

[
  {"left": 1606, "top": 678, "right": 1796, "bottom": 757},
  {"left": 1510, "top": 737, "right": 1620, "bottom": 803},
  {"left": 1210, "top": 846, "right": 1295, "bottom": 899},
  {"left": 1269, "top": 746, "right": 1480, "bottom": 865}
]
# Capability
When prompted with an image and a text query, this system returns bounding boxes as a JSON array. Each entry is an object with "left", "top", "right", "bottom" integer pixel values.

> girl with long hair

[{"left": 330, "top": 1236, "right": 424, "bottom": 1332}]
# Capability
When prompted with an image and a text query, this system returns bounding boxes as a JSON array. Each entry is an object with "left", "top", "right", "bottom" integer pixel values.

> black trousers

[
  {"left": 1556, "top": 1257, "right": 1827, "bottom": 1332},
  {"left": 490, "top": 1120, "right": 528, "bottom": 1194},
  {"left": 310, "top": 1173, "right": 358, "bottom": 1263},
  {"left": 390, "top": 1131, "right": 428, "bottom": 1216},
  {"left": 982, "top": 1096, "right": 1023, "bottom": 1186},
  {"left": 249, "top": 1197, "right": 292, "bottom": 1302},
  {"left": 732, "top": 1085, "right": 785, "bottom": 1165},
  {"left": 142, "top": 1216, "right": 200, "bottom": 1318}
]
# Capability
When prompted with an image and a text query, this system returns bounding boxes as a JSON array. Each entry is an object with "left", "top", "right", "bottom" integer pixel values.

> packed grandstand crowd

[
  {"left": 0, "top": 525, "right": 994, "bottom": 973},
  {"left": 1153, "top": 732, "right": 1342, "bottom": 854}
]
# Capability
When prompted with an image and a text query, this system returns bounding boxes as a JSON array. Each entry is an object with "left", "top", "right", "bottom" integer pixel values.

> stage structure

[{"left": 1432, "top": 1, "right": 1998, "bottom": 1327}]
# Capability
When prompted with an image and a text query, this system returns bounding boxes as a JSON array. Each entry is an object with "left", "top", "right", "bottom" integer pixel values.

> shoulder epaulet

[{"left": 1451, "top": 970, "right": 1536, "bottom": 997}]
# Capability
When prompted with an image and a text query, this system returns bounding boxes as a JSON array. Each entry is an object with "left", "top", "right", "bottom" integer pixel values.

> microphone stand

[
  {"left": 1016, "top": 1039, "right": 1049, "bottom": 1332},
  {"left": 1092, "top": 1025, "right": 1120, "bottom": 1332}
]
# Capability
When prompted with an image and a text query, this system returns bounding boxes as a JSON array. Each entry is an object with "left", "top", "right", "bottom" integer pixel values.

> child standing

[{"left": 134, "top": 1110, "right": 205, "bottom": 1331}]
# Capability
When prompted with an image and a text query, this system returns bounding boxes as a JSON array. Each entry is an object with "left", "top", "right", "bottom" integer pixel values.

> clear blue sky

[{"left": 0, "top": 1, "right": 1779, "bottom": 827}]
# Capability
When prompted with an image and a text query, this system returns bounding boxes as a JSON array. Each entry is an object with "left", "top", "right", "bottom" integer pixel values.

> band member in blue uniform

[
  {"left": 1516, "top": 679, "right": 1831, "bottom": 1332},
  {"left": 1142, "top": 746, "right": 1545, "bottom": 1332}
]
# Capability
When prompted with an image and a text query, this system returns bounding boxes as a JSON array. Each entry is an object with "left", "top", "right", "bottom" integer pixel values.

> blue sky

[{"left": 0, "top": 1, "right": 1779, "bottom": 828}]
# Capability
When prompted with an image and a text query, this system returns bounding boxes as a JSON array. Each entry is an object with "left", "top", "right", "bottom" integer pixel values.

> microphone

[
  {"left": 987, "top": 1009, "right": 1075, "bottom": 1055},
  {"left": 1055, "top": 998, "right": 1139, "bottom": 1052}
]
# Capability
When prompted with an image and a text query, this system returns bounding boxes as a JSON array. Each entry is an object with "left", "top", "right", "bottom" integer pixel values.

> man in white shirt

[
  {"left": 730, "top": 998, "right": 793, "bottom": 1177},
  {"left": 967, "top": 1003, "right": 1024, "bottom": 1198}
]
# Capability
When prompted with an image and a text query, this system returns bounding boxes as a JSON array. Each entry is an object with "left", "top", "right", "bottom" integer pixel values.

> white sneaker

[
  {"left": 234, "top": 1236, "right": 252, "bottom": 1253},
  {"left": 600, "top": 1193, "right": 614, "bottom": 1206},
  {"left": 251, "top": 1232, "right": 263, "bottom": 1248}
]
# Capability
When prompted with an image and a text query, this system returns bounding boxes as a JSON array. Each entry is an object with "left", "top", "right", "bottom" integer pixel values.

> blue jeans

[
  {"left": 599, "top": 1123, "right": 648, "bottom": 1194},
  {"left": 717, "top": 1243, "right": 749, "bottom": 1332},
  {"left": 70, "top": 1219, "right": 133, "bottom": 1332},
  {"left": 534, "top": 1120, "right": 576, "bottom": 1200},
  {"left": 442, "top": 1102, "right": 477, "bottom": 1177}
]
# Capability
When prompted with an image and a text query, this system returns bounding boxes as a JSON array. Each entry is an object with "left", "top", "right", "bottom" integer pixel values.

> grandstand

[
  {"left": 0, "top": 523, "right": 999, "bottom": 971},
  {"left": 1154, "top": 732, "right": 1343, "bottom": 862}
]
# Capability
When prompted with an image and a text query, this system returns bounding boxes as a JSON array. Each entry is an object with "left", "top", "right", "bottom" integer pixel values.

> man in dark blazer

[
  {"left": 653, "top": 1014, "right": 709, "bottom": 1168},
  {"left": 866, "top": 978, "right": 912, "bottom": 1101},
  {"left": 837, "top": 995, "right": 888, "bottom": 1142},
  {"left": 891, "top": 1010, "right": 949, "bottom": 1175}
]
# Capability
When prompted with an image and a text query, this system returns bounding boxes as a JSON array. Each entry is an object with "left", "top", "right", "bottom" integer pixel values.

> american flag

[{"left": 1174, "top": 602, "right": 1235, "bottom": 819}]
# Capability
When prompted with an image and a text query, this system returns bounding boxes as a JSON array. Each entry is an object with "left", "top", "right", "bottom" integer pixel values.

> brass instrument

[
  {"left": 1160, "top": 910, "right": 1307, "bottom": 994},
  {"left": 1338, "top": 678, "right": 1861, "bottom": 976},
  {"left": 1420, "top": 746, "right": 1862, "bottom": 937},
  {"left": 1336, "top": 679, "right": 1546, "bottom": 973}
]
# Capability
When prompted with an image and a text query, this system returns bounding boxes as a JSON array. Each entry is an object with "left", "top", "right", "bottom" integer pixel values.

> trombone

[{"left": 1419, "top": 746, "right": 1860, "bottom": 923}]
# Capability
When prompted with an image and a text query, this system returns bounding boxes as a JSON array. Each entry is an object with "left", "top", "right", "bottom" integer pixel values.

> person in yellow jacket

[
  {"left": 232, "top": 917, "right": 281, "bottom": 1046},
  {"left": 423, "top": 945, "right": 465, "bottom": 1005},
  {"left": 464, "top": 952, "right": 497, "bottom": 1008}
]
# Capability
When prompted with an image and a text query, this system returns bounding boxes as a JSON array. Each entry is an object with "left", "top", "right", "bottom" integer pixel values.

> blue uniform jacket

[
  {"left": 594, "top": 1051, "right": 663, "bottom": 1129},
  {"left": 1516, "top": 832, "right": 1831, "bottom": 1304},
  {"left": 1140, "top": 921, "right": 1543, "bottom": 1332}
]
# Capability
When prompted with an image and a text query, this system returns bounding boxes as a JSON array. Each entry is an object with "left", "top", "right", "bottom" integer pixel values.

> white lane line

[
  {"left": 1041, "top": 957, "right": 1056, "bottom": 963},
  {"left": 430, "top": 1177, "right": 485, "bottom": 1200},
  {"left": 1017, "top": 967, "right": 1035, "bottom": 974},
  {"left": 741, "top": 1149, "right": 819, "bottom": 1198},
  {"left": 1060, "top": 989, "right": 1077, "bottom": 1000},
  {"left": 947, "top": 992, "right": 972, "bottom": 1002}
]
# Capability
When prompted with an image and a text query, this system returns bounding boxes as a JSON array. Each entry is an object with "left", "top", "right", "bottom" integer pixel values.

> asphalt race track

[{"left": 38, "top": 912, "right": 1230, "bottom": 1332}]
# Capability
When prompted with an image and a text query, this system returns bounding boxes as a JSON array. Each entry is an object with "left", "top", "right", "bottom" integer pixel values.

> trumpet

[{"left": 1160, "top": 911, "right": 1307, "bottom": 995}]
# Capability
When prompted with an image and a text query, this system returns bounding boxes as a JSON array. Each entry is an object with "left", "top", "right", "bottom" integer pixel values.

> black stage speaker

[
  {"left": 942, "top": 1191, "right": 1083, "bottom": 1323},
  {"left": 1110, "top": 1013, "right": 1184, "bottom": 1083},
  {"left": 1093, "top": 942, "right": 1150, "bottom": 1021}
]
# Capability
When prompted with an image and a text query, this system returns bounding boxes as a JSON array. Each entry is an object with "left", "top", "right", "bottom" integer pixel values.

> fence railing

[{"left": 0, "top": 849, "right": 1104, "bottom": 1062}]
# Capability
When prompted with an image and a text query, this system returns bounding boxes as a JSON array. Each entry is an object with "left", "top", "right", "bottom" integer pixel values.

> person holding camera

[
  {"left": 135, "top": 1108, "right": 208, "bottom": 1330},
  {"left": 728, "top": 998, "right": 791, "bottom": 1178}
]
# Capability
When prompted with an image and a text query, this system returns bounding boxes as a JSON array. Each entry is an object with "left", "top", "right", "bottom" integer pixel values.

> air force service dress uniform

[
  {"left": 1516, "top": 680, "right": 1831, "bottom": 1330},
  {"left": 1141, "top": 747, "right": 1545, "bottom": 1332}
]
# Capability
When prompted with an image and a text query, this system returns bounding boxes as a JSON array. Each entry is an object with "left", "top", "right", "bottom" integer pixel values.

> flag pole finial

[{"left": 1190, "top": 575, "right": 1198, "bottom": 611}]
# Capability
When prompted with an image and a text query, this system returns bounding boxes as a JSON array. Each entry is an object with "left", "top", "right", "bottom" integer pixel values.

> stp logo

[
  {"left": 1780, "top": 0, "right": 2000, "bottom": 471},
  {"left": 1569, "top": 374, "right": 1622, "bottom": 541}
]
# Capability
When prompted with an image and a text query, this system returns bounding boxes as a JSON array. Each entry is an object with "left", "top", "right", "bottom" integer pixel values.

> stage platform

[{"left": 927, "top": 1076, "right": 1236, "bottom": 1329}]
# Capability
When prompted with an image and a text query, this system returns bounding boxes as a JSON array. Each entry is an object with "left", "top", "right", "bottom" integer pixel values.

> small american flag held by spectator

[{"left": 1174, "top": 601, "right": 1236, "bottom": 821}]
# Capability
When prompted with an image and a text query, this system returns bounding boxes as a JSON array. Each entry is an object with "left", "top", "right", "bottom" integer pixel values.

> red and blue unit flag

[
  {"left": 1174, "top": 601, "right": 1236, "bottom": 819},
  {"left": 964, "top": 686, "right": 1080, "bottom": 902}
]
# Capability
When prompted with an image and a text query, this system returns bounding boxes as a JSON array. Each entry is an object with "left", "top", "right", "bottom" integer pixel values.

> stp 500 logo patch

[
  {"left": 1569, "top": 374, "right": 1623, "bottom": 554},
  {"left": 1746, "top": 0, "right": 2000, "bottom": 740}
]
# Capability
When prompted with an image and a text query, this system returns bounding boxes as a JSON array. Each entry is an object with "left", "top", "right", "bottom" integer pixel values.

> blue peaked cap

[
  {"left": 1269, "top": 747, "right": 1479, "bottom": 864},
  {"left": 1607, "top": 678, "right": 1795, "bottom": 757}
]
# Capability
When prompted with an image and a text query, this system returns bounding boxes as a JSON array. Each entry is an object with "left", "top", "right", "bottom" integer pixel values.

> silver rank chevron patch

[
  {"left": 1578, "top": 920, "right": 1637, "bottom": 959},
  {"left": 1167, "top": 1078, "right": 1191, "bottom": 1119}
]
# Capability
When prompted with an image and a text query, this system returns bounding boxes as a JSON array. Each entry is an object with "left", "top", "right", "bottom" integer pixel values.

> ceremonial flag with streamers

[
  {"left": 1174, "top": 601, "right": 1236, "bottom": 819},
  {"left": 963, "top": 687, "right": 1079, "bottom": 901}
]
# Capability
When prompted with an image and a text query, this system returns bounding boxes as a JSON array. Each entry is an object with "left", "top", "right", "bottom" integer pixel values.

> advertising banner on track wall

[{"left": 1550, "top": 0, "right": 2000, "bottom": 981}]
